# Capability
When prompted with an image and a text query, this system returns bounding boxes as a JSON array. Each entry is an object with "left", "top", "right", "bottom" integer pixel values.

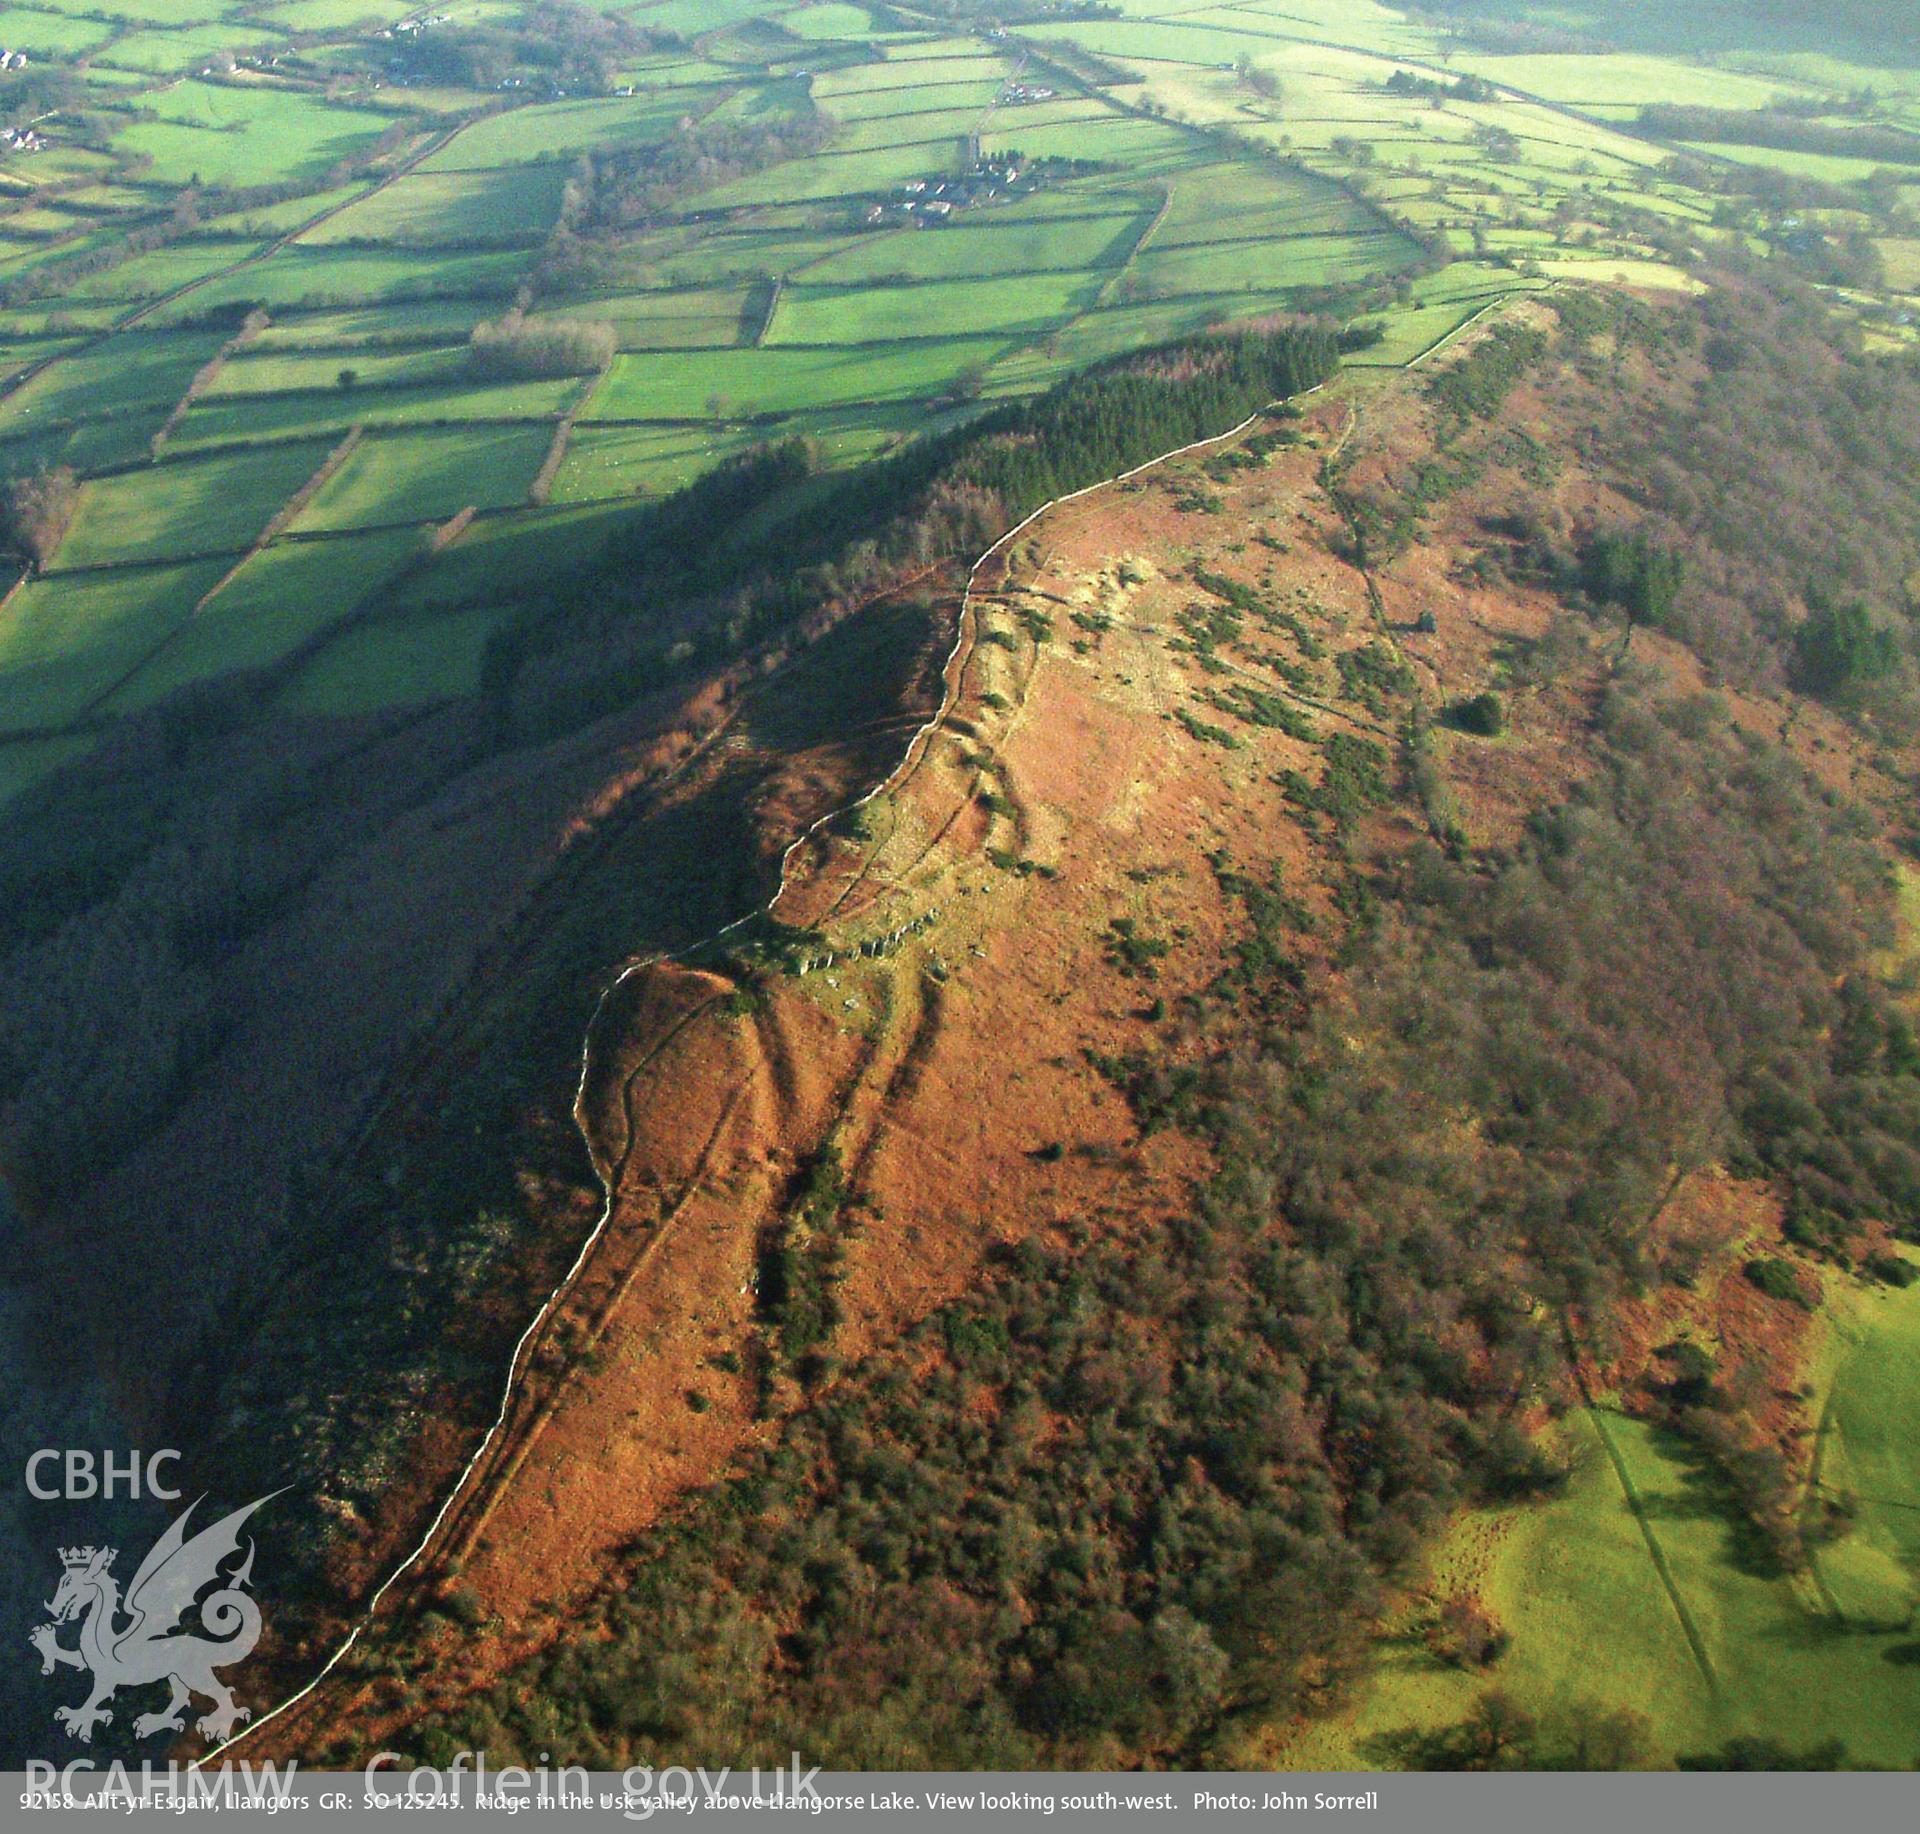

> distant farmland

[{"left": 0, "top": 0, "right": 1913, "bottom": 798}]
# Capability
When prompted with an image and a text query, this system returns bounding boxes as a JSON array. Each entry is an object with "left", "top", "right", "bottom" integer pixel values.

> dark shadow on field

[
  {"left": 1356, "top": 1693, "right": 1649, "bottom": 1772},
  {"left": 1093, "top": 207, "right": 1155, "bottom": 270},
  {"left": 1628, "top": 1423, "right": 1911, "bottom": 1657},
  {"left": 1360, "top": 1725, "right": 1462, "bottom": 1770},
  {"left": 1851, "top": 1491, "right": 1920, "bottom": 1515},
  {"left": 1638, "top": 1417, "right": 1797, "bottom": 1581}
]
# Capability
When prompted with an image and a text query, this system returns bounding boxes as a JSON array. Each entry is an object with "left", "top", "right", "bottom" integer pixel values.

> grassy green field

[
  {"left": 529, "top": 287, "right": 753, "bottom": 349},
  {"left": 281, "top": 594, "right": 511, "bottom": 714},
  {"left": 1283, "top": 1263, "right": 1920, "bottom": 1771},
  {"left": 1880, "top": 238, "right": 1920, "bottom": 293},
  {"left": 204, "top": 345, "right": 474, "bottom": 396},
  {"left": 0, "top": 559, "right": 231, "bottom": 729},
  {"left": 417, "top": 91, "right": 703, "bottom": 170},
  {"left": 798, "top": 208, "right": 1148, "bottom": 284},
  {"left": 587, "top": 337, "right": 1012, "bottom": 419},
  {"left": 99, "top": 25, "right": 284, "bottom": 74},
  {"left": 101, "top": 524, "right": 427, "bottom": 714},
  {"left": 549, "top": 422, "right": 761, "bottom": 503},
  {"left": 244, "top": 300, "right": 492, "bottom": 349},
  {"left": 54, "top": 441, "right": 329, "bottom": 568},
  {"left": 768, "top": 271, "right": 1097, "bottom": 343},
  {"left": 115, "top": 84, "right": 395, "bottom": 186},
  {"left": 1805, "top": 1265, "right": 1920, "bottom": 1640},
  {"left": 141, "top": 246, "right": 535, "bottom": 320},
  {"left": 0, "top": 11, "right": 115, "bottom": 55},
  {"left": 286, "top": 425, "right": 551, "bottom": 531},
  {"left": 0, "top": 331, "right": 225, "bottom": 433},
  {"left": 168, "top": 375, "right": 581, "bottom": 449},
  {"left": 300, "top": 168, "right": 569, "bottom": 245}
]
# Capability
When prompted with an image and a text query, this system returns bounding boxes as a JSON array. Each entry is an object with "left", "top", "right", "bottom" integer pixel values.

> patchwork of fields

[
  {"left": 0, "top": 0, "right": 1914, "bottom": 807},
  {"left": 0, "top": 0, "right": 1434, "bottom": 802}
]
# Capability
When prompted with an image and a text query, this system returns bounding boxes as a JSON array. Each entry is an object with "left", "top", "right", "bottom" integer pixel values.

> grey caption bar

[{"left": 4, "top": 1768, "right": 1916, "bottom": 1833}]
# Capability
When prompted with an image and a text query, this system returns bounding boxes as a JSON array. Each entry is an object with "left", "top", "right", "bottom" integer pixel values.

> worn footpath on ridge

[{"left": 254, "top": 377, "right": 1435, "bottom": 1753}]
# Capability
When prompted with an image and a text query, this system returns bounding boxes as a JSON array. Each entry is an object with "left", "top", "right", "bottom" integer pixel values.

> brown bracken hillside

[{"left": 247, "top": 280, "right": 1920, "bottom": 1768}]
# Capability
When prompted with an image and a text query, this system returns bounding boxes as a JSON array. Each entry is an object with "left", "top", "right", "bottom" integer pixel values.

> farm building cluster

[{"left": 862, "top": 156, "right": 1042, "bottom": 227}]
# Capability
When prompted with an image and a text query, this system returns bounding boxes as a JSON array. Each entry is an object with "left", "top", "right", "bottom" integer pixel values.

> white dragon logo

[{"left": 29, "top": 1492, "right": 279, "bottom": 1744}]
